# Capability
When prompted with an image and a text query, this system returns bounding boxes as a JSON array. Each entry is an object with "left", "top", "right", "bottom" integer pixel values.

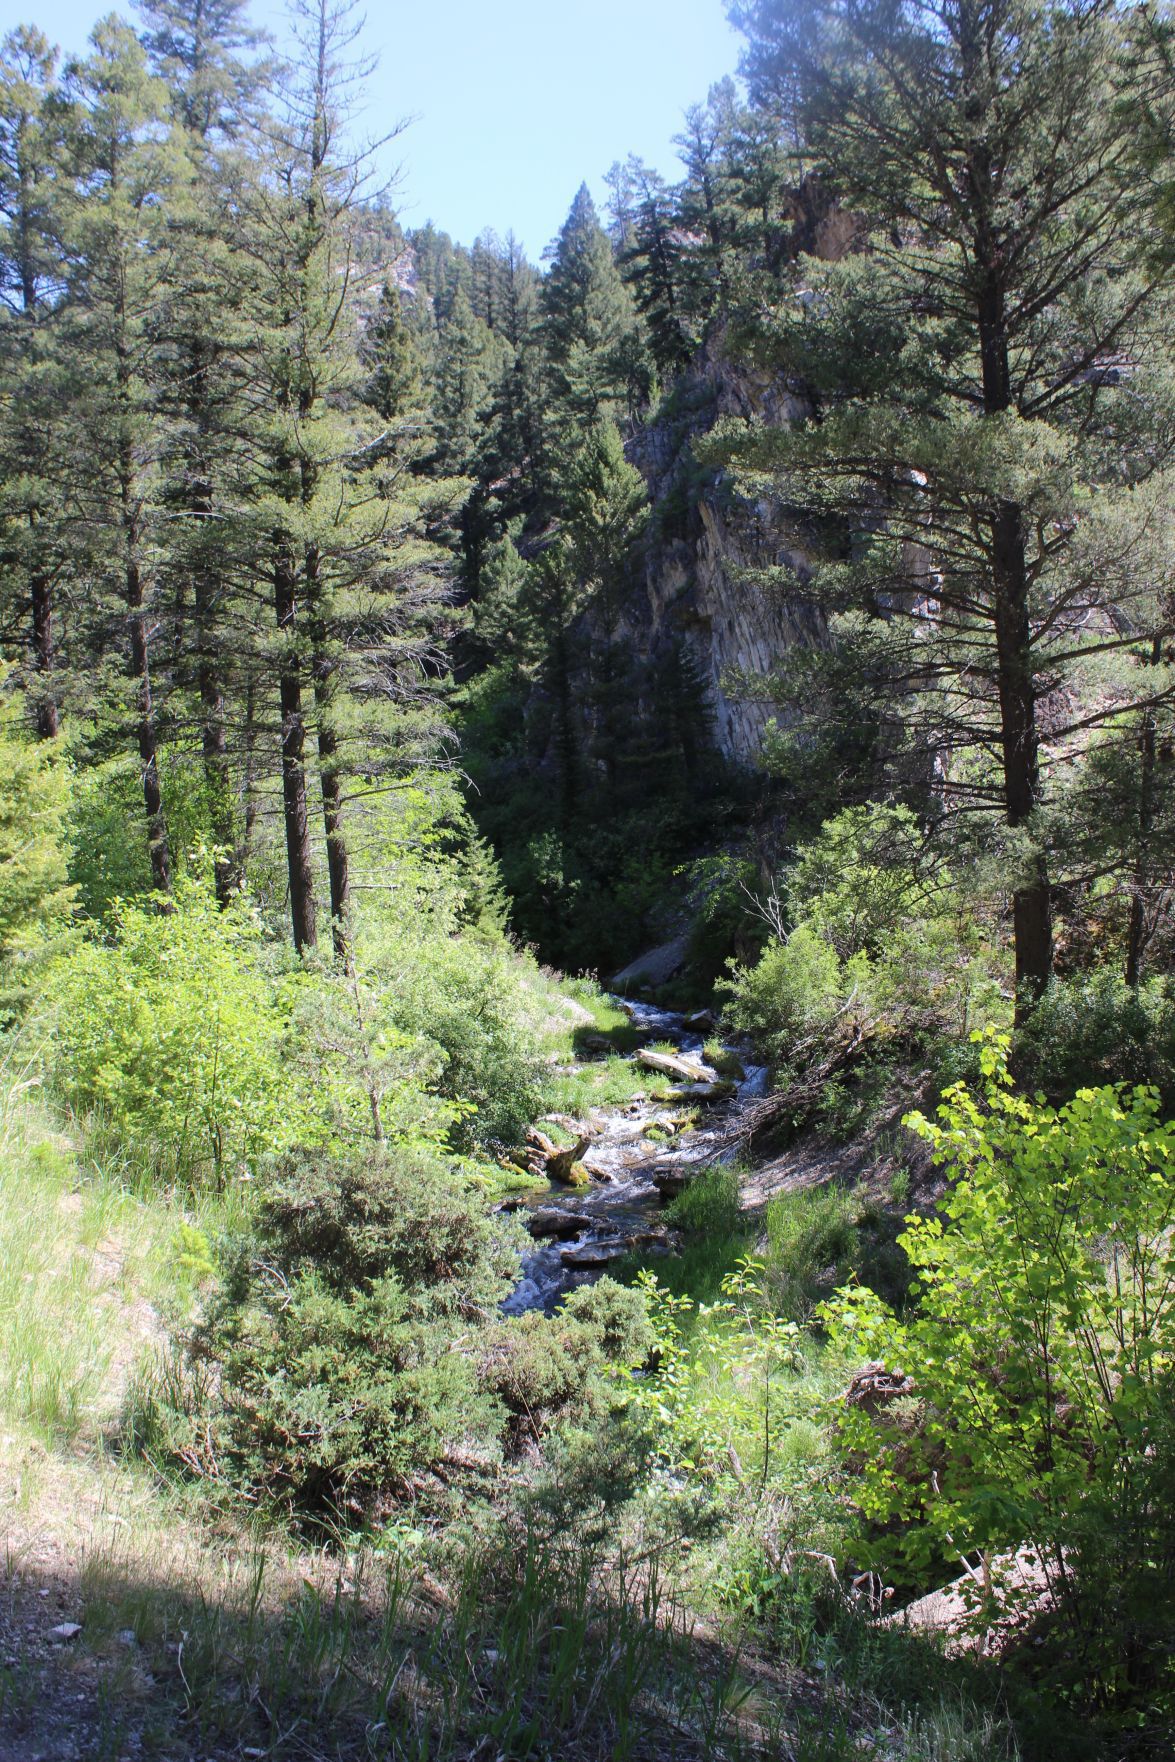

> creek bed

[{"left": 502, "top": 999, "right": 768, "bottom": 1314}]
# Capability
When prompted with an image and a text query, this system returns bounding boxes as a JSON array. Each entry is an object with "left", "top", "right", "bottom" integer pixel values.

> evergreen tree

[
  {"left": 562, "top": 419, "right": 648, "bottom": 801},
  {"left": 141, "top": 0, "right": 268, "bottom": 903},
  {"left": 719, "top": 0, "right": 1175, "bottom": 1021},
  {"left": 619, "top": 159, "right": 695, "bottom": 376},
  {"left": 432, "top": 285, "right": 499, "bottom": 474},
  {"left": 61, "top": 19, "right": 186, "bottom": 892},
  {"left": 365, "top": 278, "right": 424, "bottom": 421},
  {"left": 243, "top": 0, "right": 460, "bottom": 958},
  {"left": 0, "top": 27, "right": 68, "bottom": 738},
  {"left": 540, "top": 183, "right": 643, "bottom": 430}
]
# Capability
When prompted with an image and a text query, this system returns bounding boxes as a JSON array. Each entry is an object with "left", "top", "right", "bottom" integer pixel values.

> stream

[{"left": 502, "top": 999, "right": 769, "bottom": 1314}]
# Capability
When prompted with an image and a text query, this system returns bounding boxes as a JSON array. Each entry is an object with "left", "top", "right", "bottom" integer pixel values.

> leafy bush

[
  {"left": 0, "top": 687, "right": 74, "bottom": 1012},
  {"left": 390, "top": 929, "right": 548, "bottom": 1150},
  {"left": 1016, "top": 971, "right": 1175, "bottom": 1110},
  {"left": 41, "top": 875, "right": 299, "bottom": 1186},
  {"left": 763, "top": 1184, "right": 859, "bottom": 1321},
  {"left": 174, "top": 1142, "right": 523, "bottom": 1517},
  {"left": 480, "top": 1279, "right": 653, "bottom": 1456},
  {"left": 787, "top": 803, "right": 931, "bottom": 959},
  {"left": 718, "top": 803, "right": 1003, "bottom": 1076},
  {"left": 825, "top": 1029, "right": 1175, "bottom": 1683},
  {"left": 719, "top": 925, "right": 852, "bottom": 1070}
]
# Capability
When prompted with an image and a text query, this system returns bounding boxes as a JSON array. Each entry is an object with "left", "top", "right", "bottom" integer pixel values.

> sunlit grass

[{"left": 0, "top": 1063, "right": 201, "bottom": 1444}]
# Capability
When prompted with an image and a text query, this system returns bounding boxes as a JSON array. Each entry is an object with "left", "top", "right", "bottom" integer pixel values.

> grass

[{"left": 0, "top": 1072, "right": 176, "bottom": 1444}]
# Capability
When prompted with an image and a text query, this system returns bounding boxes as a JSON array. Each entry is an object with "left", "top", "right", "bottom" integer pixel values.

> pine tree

[
  {"left": 61, "top": 19, "right": 186, "bottom": 892},
  {"left": 141, "top": 0, "right": 268, "bottom": 903},
  {"left": 720, "top": 0, "right": 1175, "bottom": 1021},
  {"left": 243, "top": 0, "right": 460, "bottom": 958},
  {"left": 619, "top": 160, "right": 695, "bottom": 376},
  {"left": 0, "top": 27, "right": 68, "bottom": 738},
  {"left": 540, "top": 183, "right": 643, "bottom": 430},
  {"left": 365, "top": 279, "right": 424, "bottom": 421},
  {"left": 562, "top": 419, "right": 648, "bottom": 801},
  {"left": 432, "top": 286, "right": 499, "bottom": 474}
]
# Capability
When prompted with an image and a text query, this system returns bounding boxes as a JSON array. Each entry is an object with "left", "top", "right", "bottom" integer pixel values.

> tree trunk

[
  {"left": 991, "top": 499, "right": 1052, "bottom": 1017},
  {"left": 274, "top": 539, "right": 318, "bottom": 953},
  {"left": 976, "top": 259, "right": 1052, "bottom": 1020},
  {"left": 30, "top": 559, "right": 58, "bottom": 739},
  {"left": 187, "top": 344, "right": 235, "bottom": 904},
  {"left": 123, "top": 492, "right": 172, "bottom": 895},
  {"left": 306, "top": 542, "right": 350, "bottom": 966},
  {"left": 193, "top": 532, "right": 235, "bottom": 903},
  {"left": 239, "top": 670, "right": 260, "bottom": 880},
  {"left": 1125, "top": 635, "right": 1162, "bottom": 989}
]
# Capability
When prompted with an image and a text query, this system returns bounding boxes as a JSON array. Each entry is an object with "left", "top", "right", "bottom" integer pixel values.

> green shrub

[
  {"left": 41, "top": 875, "right": 299, "bottom": 1186},
  {"left": 825, "top": 1028, "right": 1175, "bottom": 1693},
  {"left": 0, "top": 687, "right": 74, "bottom": 1013},
  {"left": 719, "top": 925, "right": 850, "bottom": 1069},
  {"left": 174, "top": 1142, "right": 523, "bottom": 1518},
  {"left": 788, "top": 802, "right": 931, "bottom": 960},
  {"left": 391, "top": 930, "right": 547, "bottom": 1150},
  {"left": 480, "top": 1279, "right": 654, "bottom": 1455},
  {"left": 665, "top": 1164, "right": 742, "bottom": 1238},
  {"left": 1015, "top": 971, "right": 1175, "bottom": 1110},
  {"left": 763, "top": 1184, "right": 859, "bottom": 1321}
]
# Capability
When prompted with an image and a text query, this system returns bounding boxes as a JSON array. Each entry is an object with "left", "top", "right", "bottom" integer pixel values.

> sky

[{"left": 7, "top": 0, "right": 745, "bottom": 261}]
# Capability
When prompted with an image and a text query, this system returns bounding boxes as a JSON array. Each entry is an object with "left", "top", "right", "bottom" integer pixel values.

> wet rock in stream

[{"left": 527, "top": 1207, "right": 590, "bottom": 1241}]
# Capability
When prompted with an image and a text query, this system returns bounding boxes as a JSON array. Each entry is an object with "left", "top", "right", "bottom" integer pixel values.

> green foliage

[
  {"left": 480, "top": 1279, "right": 653, "bottom": 1455},
  {"left": 389, "top": 927, "right": 547, "bottom": 1152},
  {"left": 720, "top": 804, "right": 1005, "bottom": 1074},
  {"left": 41, "top": 873, "right": 299, "bottom": 1186},
  {"left": 634, "top": 1257, "right": 814, "bottom": 1494},
  {"left": 720, "top": 924, "right": 851, "bottom": 1069},
  {"left": 174, "top": 1142, "right": 522, "bottom": 1518},
  {"left": 788, "top": 804, "right": 928, "bottom": 960},
  {"left": 763, "top": 1185, "right": 859, "bottom": 1322},
  {"left": 0, "top": 686, "right": 74, "bottom": 1005},
  {"left": 825, "top": 1031, "right": 1175, "bottom": 1616},
  {"left": 1016, "top": 971, "right": 1175, "bottom": 1110}
]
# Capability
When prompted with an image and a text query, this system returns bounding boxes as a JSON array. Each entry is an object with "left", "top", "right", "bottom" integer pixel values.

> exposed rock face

[
  {"left": 623, "top": 423, "right": 829, "bottom": 768},
  {"left": 622, "top": 186, "right": 853, "bottom": 770}
]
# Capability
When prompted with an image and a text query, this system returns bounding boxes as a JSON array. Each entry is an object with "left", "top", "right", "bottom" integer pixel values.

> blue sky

[{"left": 7, "top": 0, "right": 744, "bottom": 260}]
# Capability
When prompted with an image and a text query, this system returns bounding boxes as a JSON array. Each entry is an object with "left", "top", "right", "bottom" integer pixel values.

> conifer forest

[{"left": 2, "top": 0, "right": 1175, "bottom": 1755}]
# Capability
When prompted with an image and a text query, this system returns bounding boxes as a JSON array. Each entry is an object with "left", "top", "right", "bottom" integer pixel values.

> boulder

[
  {"left": 560, "top": 1238, "right": 627, "bottom": 1267},
  {"left": 653, "top": 1168, "right": 692, "bottom": 1199},
  {"left": 527, "top": 1208, "right": 589, "bottom": 1240},
  {"left": 611, "top": 935, "right": 689, "bottom": 990}
]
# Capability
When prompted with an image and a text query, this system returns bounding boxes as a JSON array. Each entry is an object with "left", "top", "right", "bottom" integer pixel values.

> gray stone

[
  {"left": 611, "top": 936, "right": 690, "bottom": 990},
  {"left": 560, "top": 1238, "right": 627, "bottom": 1267},
  {"left": 527, "top": 1208, "right": 589, "bottom": 1241}
]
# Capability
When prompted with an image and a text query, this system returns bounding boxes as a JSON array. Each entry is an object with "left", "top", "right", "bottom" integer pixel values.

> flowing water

[{"left": 502, "top": 999, "right": 769, "bottom": 1314}]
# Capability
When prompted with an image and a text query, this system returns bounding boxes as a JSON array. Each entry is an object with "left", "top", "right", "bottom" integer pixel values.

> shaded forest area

[{"left": 3, "top": 0, "right": 1175, "bottom": 1759}]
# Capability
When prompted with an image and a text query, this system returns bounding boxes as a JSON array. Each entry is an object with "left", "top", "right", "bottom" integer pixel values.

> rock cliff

[{"left": 625, "top": 341, "right": 828, "bottom": 770}]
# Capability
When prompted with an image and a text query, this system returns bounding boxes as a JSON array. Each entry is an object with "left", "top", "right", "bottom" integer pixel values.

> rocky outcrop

[
  {"left": 614, "top": 178, "right": 860, "bottom": 770},
  {"left": 624, "top": 341, "right": 831, "bottom": 769}
]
